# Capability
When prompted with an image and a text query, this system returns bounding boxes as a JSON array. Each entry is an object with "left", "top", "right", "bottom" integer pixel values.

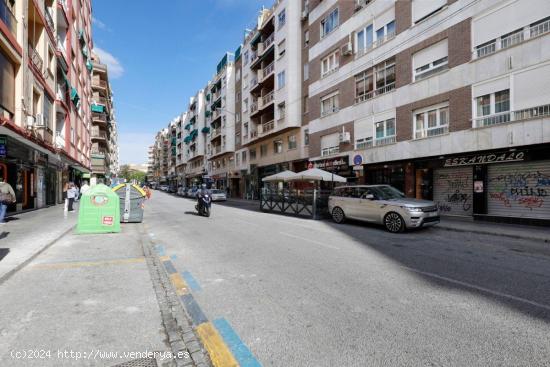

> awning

[
  {"left": 70, "top": 87, "right": 80, "bottom": 106},
  {"left": 262, "top": 170, "right": 296, "bottom": 182},
  {"left": 91, "top": 104, "right": 104, "bottom": 113},
  {"left": 287, "top": 168, "right": 347, "bottom": 183}
]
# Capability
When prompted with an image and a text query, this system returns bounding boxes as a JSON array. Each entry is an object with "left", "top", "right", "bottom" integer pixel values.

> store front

[
  {"left": 312, "top": 156, "right": 357, "bottom": 183},
  {"left": 363, "top": 145, "right": 550, "bottom": 225}
]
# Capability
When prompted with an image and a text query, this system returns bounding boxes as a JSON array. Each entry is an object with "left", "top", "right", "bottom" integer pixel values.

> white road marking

[
  {"left": 403, "top": 266, "right": 550, "bottom": 312},
  {"left": 279, "top": 232, "right": 340, "bottom": 250}
]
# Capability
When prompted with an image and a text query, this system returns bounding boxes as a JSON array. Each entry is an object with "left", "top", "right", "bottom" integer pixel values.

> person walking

[
  {"left": 67, "top": 182, "right": 77, "bottom": 212},
  {"left": 80, "top": 181, "right": 90, "bottom": 196},
  {"left": 0, "top": 177, "right": 16, "bottom": 224}
]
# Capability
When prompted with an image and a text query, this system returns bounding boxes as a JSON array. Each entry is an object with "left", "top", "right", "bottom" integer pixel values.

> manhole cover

[{"left": 111, "top": 358, "right": 158, "bottom": 367}]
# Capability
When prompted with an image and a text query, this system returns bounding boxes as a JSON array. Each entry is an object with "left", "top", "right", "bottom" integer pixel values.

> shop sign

[
  {"left": 444, "top": 151, "right": 525, "bottom": 167},
  {"left": 0, "top": 136, "right": 6, "bottom": 158},
  {"left": 313, "top": 156, "right": 349, "bottom": 170}
]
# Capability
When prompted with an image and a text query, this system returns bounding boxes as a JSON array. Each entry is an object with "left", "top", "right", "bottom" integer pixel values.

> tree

[{"left": 118, "top": 164, "right": 146, "bottom": 184}]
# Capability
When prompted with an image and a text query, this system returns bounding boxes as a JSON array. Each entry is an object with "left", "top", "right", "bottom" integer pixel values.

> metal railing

[
  {"left": 259, "top": 120, "right": 275, "bottom": 135},
  {"left": 262, "top": 61, "right": 275, "bottom": 79},
  {"left": 355, "top": 82, "right": 395, "bottom": 104},
  {"left": 531, "top": 18, "right": 550, "bottom": 37},
  {"left": 374, "top": 31, "right": 396, "bottom": 48},
  {"left": 475, "top": 42, "right": 496, "bottom": 58},
  {"left": 321, "top": 106, "right": 339, "bottom": 117},
  {"left": 28, "top": 44, "right": 44, "bottom": 71},
  {"left": 1, "top": 0, "right": 17, "bottom": 37},
  {"left": 250, "top": 77, "right": 258, "bottom": 88},
  {"left": 473, "top": 104, "right": 550, "bottom": 128},
  {"left": 92, "top": 79, "right": 108, "bottom": 89},
  {"left": 45, "top": 8, "right": 55, "bottom": 34},
  {"left": 250, "top": 130, "right": 258, "bottom": 139},
  {"left": 263, "top": 33, "right": 275, "bottom": 51},
  {"left": 210, "top": 127, "right": 222, "bottom": 138},
  {"left": 415, "top": 64, "right": 448, "bottom": 81},
  {"left": 355, "top": 140, "right": 373, "bottom": 150},
  {"left": 321, "top": 66, "right": 339, "bottom": 78},
  {"left": 94, "top": 96, "right": 108, "bottom": 105},
  {"left": 414, "top": 125, "right": 449, "bottom": 139},
  {"left": 262, "top": 91, "right": 274, "bottom": 106},
  {"left": 250, "top": 102, "right": 258, "bottom": 114},
  {"left": 374, "top": 135, "right": 396, "bottom": 146},
  {"left": 92, "top": 112, "right": 107, "bottom": 122},
  {"left": 500, "top": 30, "right": 524, "bottom": 50}
]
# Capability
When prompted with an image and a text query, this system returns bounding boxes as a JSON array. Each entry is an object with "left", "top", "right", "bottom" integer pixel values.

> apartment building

[
  {"left": 147, "top": 145, "right": 154, "bottom": 182},
  {"left": 0, "top": 0, "right": 94, "bottom": 213},
  {"left": 239, "top": 0, "right": 310, "bottom": 198},
  {"left": 306, "top": 0, "right": 550, "bottom": 224},
  {"left": 90, "top": 51, "right": 119, "bottom": 182},
  {"left": 181, "top": 89, "right": 208, "bottom": 187}
]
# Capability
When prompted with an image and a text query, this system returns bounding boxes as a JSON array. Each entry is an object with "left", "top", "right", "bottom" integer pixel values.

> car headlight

[{"left": 406, "top": 207, "right": 423, "bottom": 213}]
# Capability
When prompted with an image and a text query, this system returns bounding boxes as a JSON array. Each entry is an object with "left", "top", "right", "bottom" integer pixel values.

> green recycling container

[{"left": 76, "top": 184, "right": 121, "bottom": 234}]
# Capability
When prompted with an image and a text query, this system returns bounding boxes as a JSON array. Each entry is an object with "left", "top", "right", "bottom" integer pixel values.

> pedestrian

[
  {"left": 63, "top": 181, "right": 69, "bottom": 211},
  {"left": 74, "top": 184, "right": 81, "bottom": 202},
  {"left": 67, "top": 182, "right": 77, "bottom": 212},
  {"left": 80, "top": 181, "right": 90, "bottom": 196},
  {"left": 0, "top": 177, "right": 16, "bottom": 224}
]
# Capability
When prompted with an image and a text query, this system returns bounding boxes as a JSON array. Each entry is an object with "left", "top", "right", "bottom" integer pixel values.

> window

[
  {"left": 260, "top": 144, "right": 268, "bottom": 157},
  {"left": 235, "top": 153, "right": 240, "bottom": 166},
  {"left": 243, "top": 75, "right": 248, "bottom": 89},
  {"left": 321, "top": 92, "right": 339, "bottom": 116},
  {"left": 303, "top": 62, "right": 309, "bottom": 81},
  {"left": 236, "top": 112, "right": 241, "bottom": 123},
  {"left": 375, "top": 57, "right": 395, "bottom": 92},
  {"left": 321, "top": 133, "right": 340, "bottom": 156},
  {"left": 501, "top": 28, "right": 524, "bottom": 49},
  {"left": 274, "top": 139, "right": 283, "bottom": 154},
  {"left": 278, "top": 9, "right": 286, "bottom": 29},
  {"left": 356, "top": 24, "right": 373, "bottom": 55},
  {"left": 236, "top": 132, "right": 241, "bottom": 146},
  {"left": 43, "top": 96, "right": 53, "bottom": 130},
  {"left": 244, "top": 122, "right": 248, "bottom": 136},
  {"left": 474, "top": 89, "right": 511, "bottom": 127},
  {"left": 355, "top": 69, "right": 373, "bottom": 103},
  {"left": 288, "top": 135, "right": 297, "bottom": 150},
  {"left": 241, "top": 151, "right": 246, "bottom": 163},
  {"left": 414, "top": 104, "right": 449, "bottom": 139},
  {"left": 321, "top": 8, "right": 339, "bottom": 38},
  {"left": 236, "top": 69, "right": 241, "bottom": 81},
  {"left": 303, "top": 95, "right": 308, "bottom": 114},
  {"left": 278, "top": 40, "right": 286, "bottom": 58},
  {"left": 413, "top": 39, "right": 448, "bottom": 81},
  {"left": 0, "top": 49, "right": 16, "bottom": 115},
  {"left": 355, "top": 137, "right": 373, "bottom": 150},
  {"left": 236, "top": 91, "right": 241, "bottom": 101},
  {"left": 250, "top": 148, "right": 256, "bottom": 160},
  {"left": 277, "top": 102, "right": 286, "bottom": 120},
  {"left": 243, "top": 98, "right": 248, "bottom": 112},
  {"left": 243, "top": 51, "right": 249, "bottom": 65},
  {"left": 321, "top": 51, "right": 339, "bottom": 77},
  {"left": 304, "top": 30, "right": 309, "bottom": 47},
  {"left": 374, "top": 118, "right": 396, "bottom": 145},
  {"left": 475, "top": 39, "right": 496, "bottom": 58},
  {"left": 304, "top": 129, "right": 309, "bottom": 146},
  {"left": 277, "top": 70, "right": 286, "bottom": 89}
]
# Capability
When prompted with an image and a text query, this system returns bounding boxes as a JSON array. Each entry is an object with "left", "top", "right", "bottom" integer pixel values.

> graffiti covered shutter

[
  {"left": 433, "top": 167, "right": 473, "bottom": 216},
  {"left": 487, "top": 161, "right": 550, "bottom": 219}
]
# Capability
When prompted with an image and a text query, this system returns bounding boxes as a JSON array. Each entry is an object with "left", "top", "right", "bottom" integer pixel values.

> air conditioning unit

[
  {"left": 339, "top": 131, "right": 351, "bottom": 143},
  {"left": 35, "top": 114, "right": 45, "bottom": 127},
  {"left": 341, "top": 42, "right": 353, "bottom": 56}
]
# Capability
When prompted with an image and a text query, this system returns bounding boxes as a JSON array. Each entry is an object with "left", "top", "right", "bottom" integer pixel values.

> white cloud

[
  {"left": 94, "top": 47, "right": 124, "bottom": 78},
  {"left": 92, "top": 17, "right": 108, "bottom": 30}
]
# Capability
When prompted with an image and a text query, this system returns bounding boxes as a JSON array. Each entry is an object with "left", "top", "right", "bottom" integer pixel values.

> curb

[
  {"left": 434, "top": 224, "right": 550, "bottom": 243},
  {"left": 0, "top": 225, "right": 76, "bottom": 285}
]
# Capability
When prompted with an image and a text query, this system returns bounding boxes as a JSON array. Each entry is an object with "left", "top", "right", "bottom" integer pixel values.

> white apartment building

[
  {"left": 182, "top": 89, "right": 208, "bottom": 187},
  {"left": 306, "top": 0, "right": 550, "bottom": 224}
]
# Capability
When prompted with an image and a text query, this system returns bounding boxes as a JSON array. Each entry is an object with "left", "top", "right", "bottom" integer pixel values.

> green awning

[
  {"left": 201, "top": 127, "right": 210, "bottom": 134},
  {"left": 206, "top": 94, "right": 211, "bottom": 101},
  {"left": 91, "top": 104, "right": 104, "bottom": 113},
  {"left": 205, "top": 110, "right": 211, "bottom": 117},
  {"left": 189, "top": 116, "right": 196, "bottom": 124},
  {"left": 82, "top": 46, "right": 89, "bottom": 58},
  {"left": 70, "top": 87, "right": 80, "bottom": 106},
  {"left": 86, "top": 59, "right": 93, "bottom": 72}
]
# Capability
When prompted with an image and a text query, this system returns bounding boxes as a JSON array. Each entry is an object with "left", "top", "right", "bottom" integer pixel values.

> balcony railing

[
  {"left": 263, "top": 33, "right": 274, "bottom": 51},
  {"left": 500, "top": 30, "right": 524, "bottom": 50},
  {"left": 531, "top": 18, "right": 550, "bottom": 37},
  {"left": 262, "top": 61, "right": 275, "bottom": 79},
  {"left": 93, "top": 96, "right": 108, "bottom": 105},
  {"left": 211, "top": 127, "right": 222, "bottom": 138},
  {"left": 250, "top": 77, "right": 258, "bottom": 89},
  {"left": 355, "top": 82, "right": 395, "bottom": 104},
  {"left": 321, "top": 146, "right": 340, "bottom": 157},
  {"left": 250, "top": 131, "right": 258, "bottom": 139},
  {"left": 414, "top": 125, "right": 449, "bottom": 139},
  {"left": 262, "top": 92, "right": 274, "bottom": 106},
  {"left": 259, "top": 120, "right": 275, "bottom": 135},
  {"left": 355, "top": 140, "right": 373, "bottom": 150},
  {"left": 1, "top": 0, "right": 17, "bottom": 37},
  {"left": 92, "top": 112, "right": 107, "bottom": 123},
  {"left": 357, "top": 31, "right": 396, "bottom": 58},
  {"left": 475, "top": 41, "right": 496, "bottom": 58},
  {"left": 374, "top": 135, "right": 396, "bottom": 146},
  {"left": 250, "top": 102, "right": 258, "bottom": 114},
  {"left": 45, "top": 8, "right": 55, "bottom": 34},
  {"left": 473, "top": 104, "right": 550, "bottom": 128},
  {"left": 92, "top": 79, "right": 108, "bottom": 89},
  {"left": 28, "top": 44, "right": 44, "bottom": 71}
]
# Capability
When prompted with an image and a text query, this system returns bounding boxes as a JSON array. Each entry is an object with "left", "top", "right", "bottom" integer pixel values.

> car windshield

[{"left": 371, "top": 186, "right": 405, "bottom": 200}]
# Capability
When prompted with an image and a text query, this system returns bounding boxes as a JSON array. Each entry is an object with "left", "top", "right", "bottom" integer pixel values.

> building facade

[{"left": 1, "top": 0, "right": 94, "bottom": 214}]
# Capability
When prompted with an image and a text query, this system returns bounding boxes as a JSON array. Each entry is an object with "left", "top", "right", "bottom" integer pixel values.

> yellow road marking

[
  {"left": 169, "top": 273, "right": 189, "bottom": 296},
  {"left": 196, "top": 322, "right": 238, "bottom": 367},
  {"left": 32, "top": 257, "right": 145, "bottom": 269}
]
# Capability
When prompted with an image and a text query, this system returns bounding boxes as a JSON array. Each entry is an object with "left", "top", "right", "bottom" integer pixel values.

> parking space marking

[
  {"left": 196, "top": 322, "right": 239, "bottom": 367},
  {"left": 182, "top": 271, "right": 202, "bottom": 291},
  {"left": 213, "top": 318, "right": 262, "bottom": 367}
]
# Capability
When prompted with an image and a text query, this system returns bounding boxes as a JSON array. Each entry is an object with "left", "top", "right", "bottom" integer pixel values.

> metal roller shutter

[
  {"left": 433, "top": 167, "right": 473, "bottom": 216},
  {"left": 488, "top": 161, "right": 550, "bottom": 219}
]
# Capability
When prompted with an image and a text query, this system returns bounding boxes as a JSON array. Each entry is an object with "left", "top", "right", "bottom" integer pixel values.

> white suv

[{"left": 328, "top": 185, "right": 440, "bottom": 233}]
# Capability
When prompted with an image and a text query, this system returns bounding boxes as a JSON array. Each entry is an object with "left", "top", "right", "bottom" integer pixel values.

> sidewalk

[
  {"left": 220, "top": 198, "right": 550, "bottom": 243},
  {"left": 0, "top": 204, "right": 77, "bottom": 283}
]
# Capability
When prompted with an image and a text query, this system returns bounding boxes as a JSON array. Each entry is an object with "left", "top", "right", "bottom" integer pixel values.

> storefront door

[{"left": 487, "top": 161, "right": 550, "bottom": 220}]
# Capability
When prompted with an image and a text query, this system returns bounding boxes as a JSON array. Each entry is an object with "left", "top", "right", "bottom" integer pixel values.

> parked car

[
  {"left": 159, "top": 185, "right": 169, "bottom": 192},
  {"left": 187, "top": 187, "right": 199, "bottom": 198},
  {"left": 328, "top": 185, "right": 440, "bottom": 233},
  {"left": 210, "top": 189, "right": 227, "bottom": 202},
  {"left": 177, "top": 187, "right": 187, "bottom": 197},
  {"left": 168, "top": 186, "right": 178, "bottom": 194}
]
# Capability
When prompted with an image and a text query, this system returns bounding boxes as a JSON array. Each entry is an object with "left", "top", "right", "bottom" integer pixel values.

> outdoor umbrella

[
  {"left": 287, "top": 168, "right": 347, "bottom": 183},
  {"left": 261, "top": 170, "right": 297, "bottom": 182}
]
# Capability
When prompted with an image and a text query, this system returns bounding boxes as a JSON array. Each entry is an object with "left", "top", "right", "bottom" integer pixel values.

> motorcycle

[{"left": 196, "top": 194, "right": 212, "bottom": 217}]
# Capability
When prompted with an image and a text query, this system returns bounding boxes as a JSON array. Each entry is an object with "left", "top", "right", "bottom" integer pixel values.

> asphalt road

[{"left": 145, "top": 192, "right": 550, "bottom": 367}]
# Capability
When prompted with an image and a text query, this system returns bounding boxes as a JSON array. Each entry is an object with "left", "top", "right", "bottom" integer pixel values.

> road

[{"left": 146, "top": 191, "right": 550, "bottom": 367}]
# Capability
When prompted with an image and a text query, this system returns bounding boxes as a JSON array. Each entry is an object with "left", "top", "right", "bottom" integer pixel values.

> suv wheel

[
  {"left": 384, "top": 212, "right": 405, "bottom": 233},
  {"left": 332, "top": 207, "right": 346, "bottom": 224}
]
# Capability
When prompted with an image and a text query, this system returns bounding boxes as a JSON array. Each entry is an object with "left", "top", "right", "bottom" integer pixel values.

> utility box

[
  {"left": 112, "top": 183, "right": 147, "bottom": 223},
  {"left": 76, "top": 184, "right": 121, "bottom": 234}
]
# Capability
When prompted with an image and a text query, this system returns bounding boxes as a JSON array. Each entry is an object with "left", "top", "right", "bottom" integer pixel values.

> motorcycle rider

[{"left": 196, "top": 183, "right": 211, "bottom": 212}]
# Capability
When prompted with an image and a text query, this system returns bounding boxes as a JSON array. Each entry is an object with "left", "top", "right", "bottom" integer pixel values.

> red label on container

[{"left": 102, "top": 216, "right": 114, "bottom": 225}]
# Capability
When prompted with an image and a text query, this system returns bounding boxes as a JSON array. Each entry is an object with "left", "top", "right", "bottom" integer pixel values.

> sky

[{"left": 91, "top": 0, "right": 269, "bottom": 165}]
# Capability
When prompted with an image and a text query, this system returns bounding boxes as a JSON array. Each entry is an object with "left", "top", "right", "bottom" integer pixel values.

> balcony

[
  {"left": 44, "top": 8, "right": 55, "bottom": 34},
  {"left": 91, "top": 129, "right": 107, "bottom": 141},
  {"left": 357, "top": 31, "right": 396, "bottom": 59},
  {"left": 261, "top": 61, "right": 275, "bottom": 81},
  {"left": 92, "top": 112, "right": 107, "bottom": 124},
  {"left": 28, "top": 44, "right": 43, "bottom": 71},
  {"left": 92, "top": 79, "right": 108, "bottom": 90},
  {"left": 258, "top": 120, "right": 275, "bottom": 136},
  {"left": 210, "top": 127, "right": 222, "bottom": 139},
  {"left": 414, "top": 126, "right": 449, "bottom": 140},
  {"left": 375, "top": 136, "right": 396, "bottom": 146},
  {"left": 55, "top": 131, "right": 65, "bottom": 148},
  {"left": 261, "top": 91, "right": 274, "bottom": 108},
  {"left": 93, "top": 96, "right": 108, "bottom": 106},
  {"left": 258, "top": 33, "right": 274, "bottom": 56},
  {"left": 321, "top": 146, "right": 340, "bottom": 157},
  {"left": 473, "top": 104, "right": 550, "bottom": 128},
  {"left": 1, "top": 0, "right": 17, "bottom": 37},
  {"left": 355, "top": 82, "right": 396, "bottom": 104}
]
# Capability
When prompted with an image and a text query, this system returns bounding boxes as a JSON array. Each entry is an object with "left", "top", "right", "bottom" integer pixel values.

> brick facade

[{"left": 309, "top": 120, "right": 355, "bottom": 157}]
